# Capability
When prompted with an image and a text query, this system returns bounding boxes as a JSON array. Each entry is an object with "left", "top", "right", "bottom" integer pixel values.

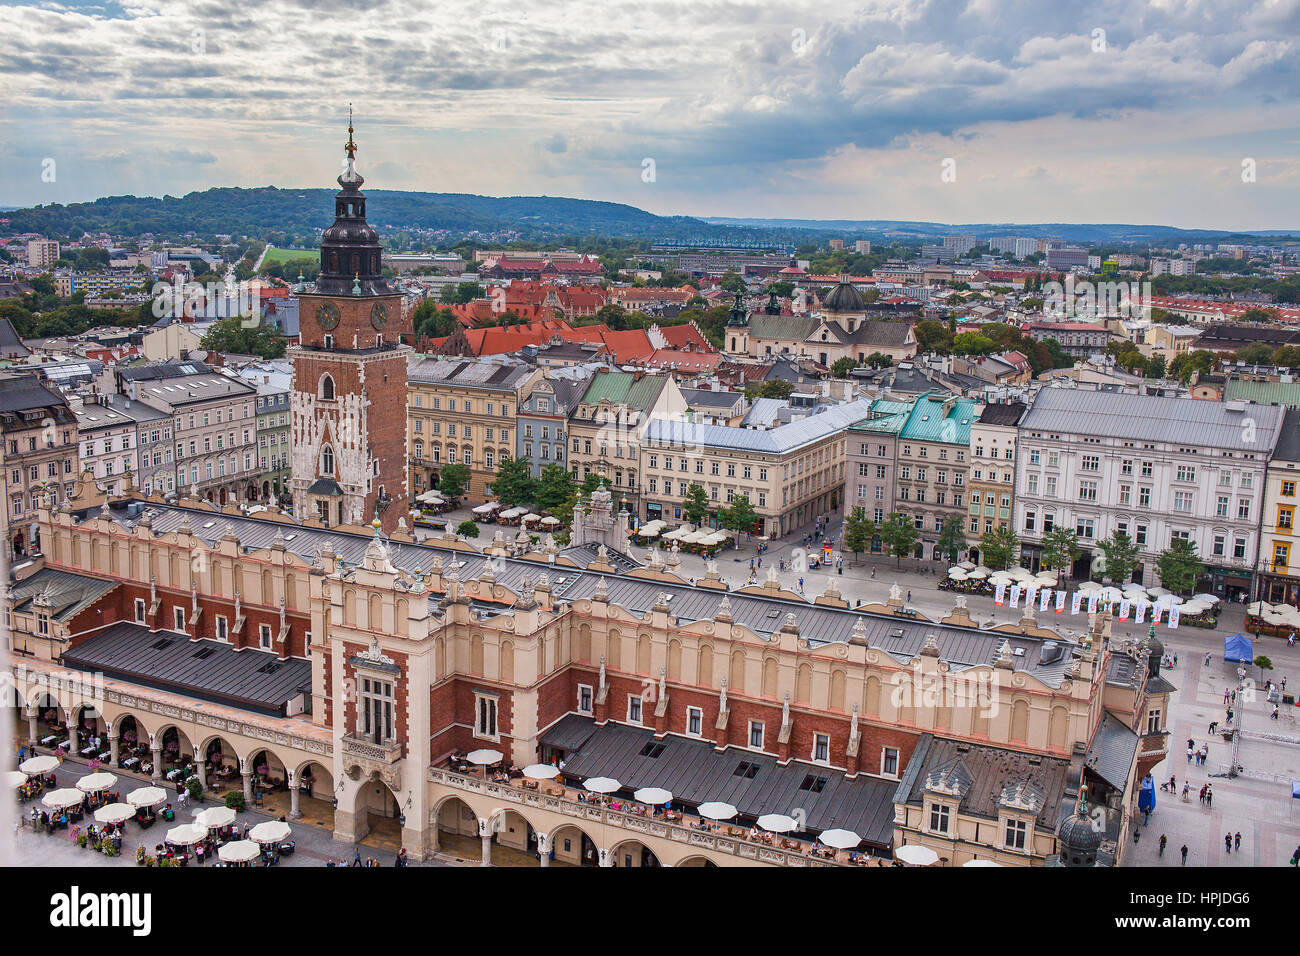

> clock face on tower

[
  {"left": 315, "top": 302, "right": 340, "bottom": 331},
  {"left": 370, "top": 302, "right": 388, "bottom": 330}
]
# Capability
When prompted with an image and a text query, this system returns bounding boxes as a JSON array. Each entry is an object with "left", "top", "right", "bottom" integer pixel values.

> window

[
  {"left": 812, "top": 733, "right": 830, "bottom": 762},
  {"left": 259, "top": 624, "right": 272, "bottom": 649},
  {"left": 1283, "top": 480, "right": 1296, "bottom": 497},
  {"left": 1078, "top": 480, "right": 1097, "bottom": 502},
  {"left": 1004, "top": 817, "right": 1028, "bottom": 851},
  {"left": 1173, "top": 491, "right": 1194, "bottom": 513},
  {"left": 1146, "top": 708, "right": 1162, "bottom": 734},
  {"left": 928, "top": 802, "right": 951, "bottom": 834},
  {"left": 748, "top": 721, "right": 765, "bottom": 750},
  {"left": 475, "top": 692, "right": 499, "bottom": 740},
  {"left": 627, "top": 696, "right": 642, "bottom": 724},
  {"left": 578, "top": 685, "right": 593, "bottom": 713},
  {"left": 322, "top": 445, "right": 335, "bottom": 476},
  {"left": 1076, "top": 517, "right": 1094, "bottom": 539},
  {"left": 1238, "top": 498, "right": 1251, "bottom": 521},
  {"left": 687, "top": 707, "right": 703, "bottom": 736},
  {"left": 134, "top": 598, "right": 146, "bottom": 623},
  {"left": 319, "top": 375, "right": 336, "bottom": 401},
  {"left": 1176, "top": 465, "right": 1196, "bottom": 482},
  {"left": 173, "top": 607, "right": 186, "bottom": 634},
  {"left": 361, "top": 678, "right": 395, "bottom": 744},
  {"left": 881, "top": 747, "right": 899, "bottom": 776},
  {"left": 216, "top": 616, "right": 228, "bottom": 641}
]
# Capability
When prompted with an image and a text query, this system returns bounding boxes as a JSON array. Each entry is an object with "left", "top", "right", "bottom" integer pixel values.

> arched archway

[
  {"left": 487, "top": 808, "right": 541, "bottom": 866},
  {"left": 548, "top": 822, "right": 600, "bottom": 867},
  {"left": 288, "top": 760, "right": 335, "bottom": 828},
  {"left": 676, "top": 855, "right": 719, "bottom": 867},
  {"left": 154, "top": 725, "right": 194, "bottom": 778},
  {"left": 197, "top": 734, "right": 241, "bottom": 792},
  {"left": 340, "top": 772, "right": 402, "bottom": 851},
  {"left": 609, "top": 838, "right": 661, "bottom": 868},
  {"left": 434, "top": 795, "right": 481, "bottom": 859}
]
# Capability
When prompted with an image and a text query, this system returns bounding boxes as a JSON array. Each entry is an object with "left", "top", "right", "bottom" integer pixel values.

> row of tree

[{"left": 838, "top": 509, "right": 1206, "bottom": 593}]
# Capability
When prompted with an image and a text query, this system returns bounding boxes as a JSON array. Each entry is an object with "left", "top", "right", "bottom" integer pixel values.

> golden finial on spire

[{"left": 345, "top": 103, "right": 356, "bottom": 157}]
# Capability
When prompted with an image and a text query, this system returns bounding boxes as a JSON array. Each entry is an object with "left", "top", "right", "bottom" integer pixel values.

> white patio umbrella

[
  {"left": 5, "top": 770, "right": 27, "bottom": 789},
  {"left": 19, "top": 755, "right": 59, "bottom": 775},
  {"left": 1246, "top": 601, "right": 1271, "bottom": 616},
  {"left": 76, "top": 771, "right": 117, "bottom": 793},
  {"left": 1180, "top": 600, "right": 1210, "bottom": 615},
  {"left": 973, "top": 566, "right": 993, "bottom": 576},
  {"left": 465, "top": 748, "right": 504, "bottom": 766},
  {"left": 522, "top": 763, "right": 560, "bottom": 780},
  {"left": 126, "top": 786, "right": 168, "bottom": 809},
  {"left": 1147, "top": 586, "right": 1171, "bottom": 598},
  {"left": 1077, "top": 581, "right": 1102, "bottom": 592},
  {"left": 540, "top": 516, "right": 560, "bottom": 526},
  {"left": 218, "top": 840, "right": 262, "bottom": 864},
  {"left": 195, "top": 806, "right": 237, "bottom": 829},
  {"left": 957, "top": 561, "right": 976, "bottom": 571},
  {"left": 948, "top": 568, "right": 967, "bottom": 581},
  {"left": 962, "top": 858, "right": 1003, "bottom": 867},
  {"left": 248, "top": 820, "right": 292, "bottom": 844},
  {"left": 583, "top": 776, "right": 621, "bottom": 794},
  {"left": 1165, "top": 594, "right": 1184, "bottom": 605},
  {"left": 818, "top": 828, "right": 862, "bottom": 849},
  {"left": 165, "top": 823, "right": 208, "bottom": 846},
  {"left": 1009, "top": 567, "right": 1035, "bottom": 582},
  {"left": 697, "top": 801, "right": 738, "bottom": 821},
  {"left": 967, "top": 568, "right": 989, "bottom": 580},
  {"left": 1097, "top": 587, "right": 1124, "bottom": 604},
  {"left": 757, "top": 813, "right": 799, "bottom": 833},
  {"left": 1193, "top": 593, "right": 1221, "bottom": 605},
  {"left": 633, "top": 787, "right": 673, "bottom": 805},
  {"left": 94, "top": 802, "right": 135, "bottom": 825},
  {"left": 894, "top": 844, "right": 940, "bottom": 866},
  {"left": 42, "top": 787, "right": 86, "bottom": 811}
]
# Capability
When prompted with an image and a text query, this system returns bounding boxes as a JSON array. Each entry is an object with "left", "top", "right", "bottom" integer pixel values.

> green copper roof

[
  {"left": 1224, "top": 379, "right": 1300, "bottom": 409},
  {"left": 898, "top": 393, "right": 977, "bottom": 445},
  {"left": 580, "top": 370, "right": 668, "bottom": 411}
]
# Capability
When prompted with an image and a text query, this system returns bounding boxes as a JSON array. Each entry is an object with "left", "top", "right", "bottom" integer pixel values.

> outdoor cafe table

[
  {"left": 122, "top": 757, "right": 140, "bottom": 769},
  {"left": 40, "top": 735, "right": 57, "bottom": 746}
]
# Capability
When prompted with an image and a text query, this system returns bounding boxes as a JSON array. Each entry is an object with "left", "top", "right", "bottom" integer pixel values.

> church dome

[
  {"left": 822, "top": 274, "right": 864, "bottom": 312},
  {"left": 1057, "top": 808, "right": 1102, "bottom": 866}
]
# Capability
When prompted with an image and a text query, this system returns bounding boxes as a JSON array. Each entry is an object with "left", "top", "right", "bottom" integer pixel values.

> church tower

[{"left": 289, "top": 114, "right": 411, "bottom": 533}]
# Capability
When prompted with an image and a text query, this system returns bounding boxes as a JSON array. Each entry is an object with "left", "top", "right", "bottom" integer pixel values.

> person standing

[
  {"left": 1234, "top": 832, "right": 1241, "bottom": 852},
  {"left": 1224, "top": 833, "right": 1232, "bottom": 854},
  {"left": 1180, "top": 844, "right": 1189, "bottom": 865},
  {"left": 1206, "top": 785, "right": 1213, "bottom": 808}
]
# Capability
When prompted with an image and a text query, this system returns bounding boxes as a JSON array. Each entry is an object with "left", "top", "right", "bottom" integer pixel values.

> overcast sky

[{"left": 2, "top": 0, "right": 1299, "bottom": 229}]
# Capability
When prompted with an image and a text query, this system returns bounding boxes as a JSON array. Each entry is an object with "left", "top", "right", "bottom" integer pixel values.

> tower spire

[{"left": 345, "top": 103, "right": 356, "bottom": 159}]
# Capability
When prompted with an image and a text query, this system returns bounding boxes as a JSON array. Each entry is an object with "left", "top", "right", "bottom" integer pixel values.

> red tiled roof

[{"left": 658, "top": 323, "right": 713, "bottom": 351}]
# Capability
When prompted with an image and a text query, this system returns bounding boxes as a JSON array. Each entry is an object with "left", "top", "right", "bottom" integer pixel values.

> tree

[
  {"left": 952, "top": 331, "right": 996, "bottom": 356},
  {"left": 880, "top": 512, "right": 919, "bottom": 566},
  {"left": 197, "top": 317, "right": 287, "bottom": 359},
  {"left": 456, "top": 520, "right": 480, "bottom": 539},
  {"left": 842, "top": 506, "right": 875, "bottom": 564},
  {"left": 437, "top": 463, "right": 472, "bottom": 501},
  {"left": 864, "top": 351, "right": 893, "bottom": 369},
  {"left": 1236, "top": 342, "right": 1273, "bottom": 365},
  {"left": 718, "top": 495, "right": 759, "bottom": 541},
  {"left": 1155, "top": 538, "right": 1203, "bottom": 594},
  {"left": 980, "top": 527, "right": 1019, "bottom": 570},
  {"left": 488, "top": 455, "right": 534, "bottom": 506},
  {"left": 682, "top": 483, "right": 712, "bottom": 526},
  {"left": 1273, "top": 345, "right": 1300, "bottom": 368},
  {"left": 1097, "top": 530, "right": 1139, "bottom": 585},
  {"left": 532, "top": 463, "right": 574, "bottom": 514},
  {"left": 1040, "top": 526, "right": 1079, "bottom": 573},
  {"left": 718, "top": 270, "right": 745, "bottom": 294},
  {"left": 830, "top": 357, "right": 858, "bottom": 378},
  {"left": 935, "top": 516, "right": 967, "bottom": 564},
  {"left": 742, "top": 379, "right": 796, "bottom": 402},
  {"left": 1254, "top": 654, "right": 1274, "bottom": 684}
]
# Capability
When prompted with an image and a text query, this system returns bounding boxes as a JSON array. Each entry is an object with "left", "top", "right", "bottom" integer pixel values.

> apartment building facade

[
  {"left": 72, "top": 393, "right": 171, "bottom": 497},
  {"left": 641, "top": 399, "right": 868, "bottom": 536},
  {"left": 406, "top": 359, "right": 538, "bottom": 501},
  {"left": 1258, "top": 407, "right": 1300, "bottom": 604},
  {"left": 0, "top": 373, "right": 78, "bottom": 557},
  {"left": 894, "top": 394, "right": 976, "bottom": 559},
  {"left": 846, "top": 400, "right": 911, "bottom": 526},
  {"left": 966, "top": 402, "right": 1026, "bottom": 555},
  {"left": 516, "top": 371, "right": 590, "bottom": 478},
  {"left": 1014, "top": 390, "right": 1282, "bottom": 596},
  {"left": 566, "top": 370, "right": 687, "bottom": 514}
]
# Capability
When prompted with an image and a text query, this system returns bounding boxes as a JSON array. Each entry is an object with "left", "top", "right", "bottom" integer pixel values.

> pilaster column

[
  {"left": 537, "top": 832, "right": 551, "bottom": 868},
  {"left": 65, "top": 720, "right": 79, "bottom": 754},
  {"left": 192, "top": 747, "right": 207, "bottom": 791},
  {"left": 150, "top": 743, "right": 163, "bottom": 784},
  {"left": 598, "top": 847, "right": 612, "bottom": 867},
  {"left": 108, "top": 723, "right": 120, "bottom": 767},
  {"left": 241, "top": 758, "right": 254, "bottom": 804},
  {"left": 478, "top": 818, "right": 492, "bottom": 867},
  {"left": 288, "top": 770, "right": 302, "bottom": 819},
  {"left": 25, "top": 707, "right": 38, "bottom": 750}
]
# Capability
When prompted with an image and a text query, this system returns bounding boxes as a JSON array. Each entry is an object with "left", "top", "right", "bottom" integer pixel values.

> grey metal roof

[
  {"left": 1274, "top": 407, "right": 1300, "bottom": 461},
  {"left": 91, "top": 501, "right": 1080, "bottom": 684},
  {"left": 408, "top": 357, "right": 532, "bottom": 390},
  {"left": 1023, "top": 387, "right": 1285, "bottom": 451},
  {"left": 8, "top": 567, "right": 119, "bottom": 623},
  {"left": 555, "top": 719, "right": 897, "bottom": 845},
  {"left": 896, "top": 734, "right": 1070, "bottom": 831},
  {"left": 1086, "top": 711, "right": 1139, "bottom": 792},
  {"left": 539, "top": 712, "right": 599, "bottom": 752},
  {"left": 60, "top": 621, "right": 311, "bottom": 717},
  {"left": 645, "top": 398, "right": 873, "bottom": 455}
]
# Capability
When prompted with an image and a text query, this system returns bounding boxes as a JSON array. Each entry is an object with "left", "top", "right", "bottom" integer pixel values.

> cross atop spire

[{"left": 345, "top": 103, "right": 357, "bottom": 158}]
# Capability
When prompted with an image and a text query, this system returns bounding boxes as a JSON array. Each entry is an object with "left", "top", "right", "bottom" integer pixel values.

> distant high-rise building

[
  {"left": 944, "top": 235, "right": 976, "bottom": 255},
  {"left": 27, "top": 239, "right": 59, "bottom": 268},
  {"left": 1045, "top": 246, "right": 1089, "bottom": 270},
  {"left": 854, "top": 240, "right": 872, "bottom": 255},
  {"left": 1014, "top": 238, "right": 1039, "bottom": 259},
  {"left": 828, "top": 239, "right": 845, "bottom": 250}
]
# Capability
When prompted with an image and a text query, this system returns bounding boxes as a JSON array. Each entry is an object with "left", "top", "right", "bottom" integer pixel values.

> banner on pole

[
  {"left": 1010, "top": 584, "right": 1021, "bottom": 608},
  {"left": 994, "top": 582, "right": 1006, "bottom": 606}
]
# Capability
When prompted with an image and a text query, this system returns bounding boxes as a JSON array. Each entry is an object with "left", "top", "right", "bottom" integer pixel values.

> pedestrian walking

[
  {"left": 1133, "top": 826, "right": 1140, "bottom": 844},
  {"left": 1272, "top": 704, "right": 1280, "bottom": 720},
  {"left": 1206, "top": 785, "right": 1213, "bottom": 808},
  {"left": 1291, "top": 845, "right": 1300, "bottom": 866},
  {"left": 906, "top": 590, "right": 912, "bottom": 603},
  {"left": 1180, "top": 844, "right": 1188, "bottom": 865},
  {"left": 1199, "top": 785, "right": 1207, "bottom": 805},
  {"left": 1158, "top": 834, "right": 1167, "bottom": 856},
  {"left": 1204, "top": 652, "right": 1212, "bottom": 667},
  {"left": 1282, "top": 676, "right": 1288, "bottom": 692},
  {"left": 1225, "top": 833, "right": 1232, "bottom": 854},
  {"left": 1186, "top": 745, "right": 1194, "bottom": 764},
  {"left": 1169, "top": 774, "right": 1176, "bottom": 792},
  {"left": 1234, "top": 832, "right": 1241, "bottom": 851}
]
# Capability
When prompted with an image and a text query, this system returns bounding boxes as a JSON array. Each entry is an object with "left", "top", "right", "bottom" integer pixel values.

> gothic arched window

[
  {"left": 322, "top": 445, "right": 335, "bottom": 476},
  {"left": 320, "top": 374, "right": 336, "bottom": 401}
]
